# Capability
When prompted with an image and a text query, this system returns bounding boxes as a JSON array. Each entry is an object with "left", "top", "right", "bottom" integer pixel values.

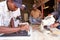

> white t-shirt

[
  {"left": 0, "top": 1, "right": 21, "bottom": 27},
  {"left": 42, "top": 15, "right": 55, "bottom": 26}
]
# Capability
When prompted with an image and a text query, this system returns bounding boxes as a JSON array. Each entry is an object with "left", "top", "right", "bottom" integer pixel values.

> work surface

[{"left": 0, "top": 27, "right": 60, "bottom": 40}]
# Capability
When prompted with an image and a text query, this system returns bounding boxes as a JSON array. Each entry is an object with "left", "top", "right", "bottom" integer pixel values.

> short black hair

[
  {"left": 46, "top": 8, "right": 54, "bottom": 15},
  {"left": 44, "top": 7, "right": 54, "bottom": 16}
]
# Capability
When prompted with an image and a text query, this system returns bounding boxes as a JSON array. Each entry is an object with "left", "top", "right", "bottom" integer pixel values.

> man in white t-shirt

[
  {"left": 0, "top": 0, "right": 29, "bottom": 35},
  {"left": 40, "top": 13, "right": 55, "bottom": 31},
  {"left": 42, "top": 13, "right": 55, "bottom": 26}
]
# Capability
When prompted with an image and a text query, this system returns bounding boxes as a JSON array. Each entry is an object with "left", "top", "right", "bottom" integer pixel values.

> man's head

[
  {"left": 21, "top": 4, "right": 26, "bottom": 10},
  {"left": 32, "top": 4, "right": 37, "bottom": 10},
  {"left": 7, "top": 0, "right": 22, "bottom": 11},
  {"left": 46, "top": 8, "right": 54, "bottom": 16}
]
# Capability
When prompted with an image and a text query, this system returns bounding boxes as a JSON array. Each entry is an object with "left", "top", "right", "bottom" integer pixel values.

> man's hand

[{"left": 19, "top": 25, "right": 29, "bottom": 31}]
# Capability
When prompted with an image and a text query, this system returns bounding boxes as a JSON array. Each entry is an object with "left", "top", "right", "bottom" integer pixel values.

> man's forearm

[{"left": 0, "top": 27, "right": 20, "bottom": 34}]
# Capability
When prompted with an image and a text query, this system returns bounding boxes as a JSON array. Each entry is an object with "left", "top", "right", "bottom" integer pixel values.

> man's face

[
  {"left": 7, "top": 0, "right": 18, "bottom": 11},
  {"left": 33, "top": 7, "right": 37, "bottom": 10},
  {"left": 33, "top": 4, "right": 37, "bottom": 10}
]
